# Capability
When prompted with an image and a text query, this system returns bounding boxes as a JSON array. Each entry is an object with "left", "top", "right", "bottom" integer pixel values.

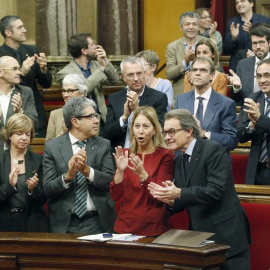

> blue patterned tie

[
  {"left": 259, "top": 98, "right": 270, "bottom": 163},
  {"left": 196, "top": 97, "right": 204, "bottom": 123},
  {"left": 74, "top": 140, "right": 88, "bottom": 218}
]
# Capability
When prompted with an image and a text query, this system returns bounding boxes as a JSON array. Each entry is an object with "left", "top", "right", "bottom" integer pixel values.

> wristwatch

[
  {"left": 204, "top": 131, "right": 210, "bottom": 140},
  {"left": 63, "top": 174, "right": 73, "bottom": 184}
]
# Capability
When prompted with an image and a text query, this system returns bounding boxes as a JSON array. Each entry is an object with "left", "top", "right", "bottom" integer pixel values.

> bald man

[{"left": 0, "top": 56, "right": 38, "bottom": 151}]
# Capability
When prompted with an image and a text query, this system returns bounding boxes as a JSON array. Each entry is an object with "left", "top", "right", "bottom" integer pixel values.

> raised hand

[{"left": 230, "top": 22, "right": 240, "bottom": 40}]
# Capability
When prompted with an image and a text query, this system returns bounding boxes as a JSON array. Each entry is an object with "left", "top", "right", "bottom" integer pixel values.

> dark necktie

[
  {"left": 196, "top": 97, "right": 204, "bottom": 123},
  {"left": 74, "top": 140, "right": 88, "bottom": 218},
  {"left": 183, "top": 153, "right": 190, "bottom": 180},
  {"left": 259, "top": 98, "right": 270, "bottom": 163}
]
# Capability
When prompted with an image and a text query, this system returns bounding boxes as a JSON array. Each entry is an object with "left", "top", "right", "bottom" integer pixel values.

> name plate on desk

[{"left": 153, "top": 229, "right": 215, "bottom": 248}]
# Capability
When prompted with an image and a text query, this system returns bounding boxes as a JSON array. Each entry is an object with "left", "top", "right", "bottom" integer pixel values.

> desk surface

[{"left": 0, "top": 232, "right": 229, "bottom": 270}]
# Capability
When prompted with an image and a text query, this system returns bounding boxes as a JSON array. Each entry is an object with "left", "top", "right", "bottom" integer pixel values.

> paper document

[
  {"left": 77, "top": 233, "right": 132, "bottom": 242},
  {"left": 152, "top": 229, "right": 215, "bottom": 248}
]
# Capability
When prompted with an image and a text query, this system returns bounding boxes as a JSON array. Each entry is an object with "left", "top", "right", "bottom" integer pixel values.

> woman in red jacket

[{"left": 110, "top": 106, "right": 174, "bottom": 236}]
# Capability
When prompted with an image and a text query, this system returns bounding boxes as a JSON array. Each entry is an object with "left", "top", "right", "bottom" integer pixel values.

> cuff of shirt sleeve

[{"left": 87, "top": 167, "right": 95, "bottom": 182}]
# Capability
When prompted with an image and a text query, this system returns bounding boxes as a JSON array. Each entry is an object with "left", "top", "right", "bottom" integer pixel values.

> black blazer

[
  {"left": 0, "top": 43, "right": 52, "bottom": 134},
  {"left": 173, "top": 138, "right": 251, "bottom": 258},
  {"left": 103, "top": 85, "right": 168, "bottom": 149},
  {"left": 0, "top": 150, "right": 48, "bottom": 232},
  {"left": 237, "top": 91, "right": 270, "bottom": 184}
]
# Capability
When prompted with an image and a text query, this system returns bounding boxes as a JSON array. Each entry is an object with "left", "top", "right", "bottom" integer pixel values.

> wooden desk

[{"left": 0, "top": 232, "right": 229, "bottom": 270}]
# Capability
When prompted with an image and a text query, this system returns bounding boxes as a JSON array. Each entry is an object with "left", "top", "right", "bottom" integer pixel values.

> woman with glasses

[
  {"left": 0, "top": 113, "right": 48, "bottom": 232},
  {"left": 195, "top": 8, "right": 223, "bottom": 56},
  {"left": 45, "top": 74, "right": 87, "bottom": 141},
  {"left": 136, "top": 50, "right": 173, "bottom": 111},
  {"left": 110, "top": 106, "right": 174, "bottom": 236},
  {"left": 184, "top": 39, "right": 228, "bottom": 96}
]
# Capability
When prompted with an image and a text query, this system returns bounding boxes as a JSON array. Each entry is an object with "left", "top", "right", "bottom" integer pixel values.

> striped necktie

[
  {"left": 259, "top": 98, "right": 270, "bottom": 163},
  {"left": 74, "top": 140, "right": 88, "bottom": 218}
]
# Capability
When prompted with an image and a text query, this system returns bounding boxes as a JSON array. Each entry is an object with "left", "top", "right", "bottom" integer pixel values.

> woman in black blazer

[{"left": 0, "top": 113, "right": 48, "bottom": 232}]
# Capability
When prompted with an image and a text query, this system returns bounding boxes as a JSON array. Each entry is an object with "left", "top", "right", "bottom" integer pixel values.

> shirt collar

[
  {"left": 126, "top": 85, "right": 145, "bottom": 98},
  {"left": 74, "top": 60, "right": 91, "bottom": 72},
  {"left": 185, "top": 138, "right": 197, "bottom": 156},
  {"left": 69, "top": 132, "right": 87, "bottom": 145},
  {"left": 195, "top": 86, "right": 212, "bottom": 100},
  {"left": 255, "top": 53, "right": 270, "bottom": 64}
]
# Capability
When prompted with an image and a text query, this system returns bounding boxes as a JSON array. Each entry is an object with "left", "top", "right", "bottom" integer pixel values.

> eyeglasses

[
  {"left": 125, "top": 72, "right": 144, "bottom": 79},
  {"left": 162, "top": 128, "right": 183, "bottom": 138},
  {"left": 255, "top": 73, "right": 270, "bottom": 80},
  {"left": 1, "top": 67, "right": 21, "bottom": 72},
  {"left": 61, "top": 89, "right": 79, "bottom": 95},
  {"left": 200, "top": 16, "right": 211, "bottom": 20},
  {"left": 75, "top": 113, "right": 100, "bottom": 120},
  {"left": 191, "top": 68, "right": 210, "bottom": 74},
  {"left": 251, "top": 40, "right": 266, "bottom": 47}
]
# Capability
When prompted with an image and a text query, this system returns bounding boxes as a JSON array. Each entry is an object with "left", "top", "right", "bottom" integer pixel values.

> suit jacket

[
  {"left": 174, "top": 89, "right": 238, "bottom": 152},
  {"left": 0, "top": 85, "right": 38, "bottom": 152},
  {"left": 45, "top": 108, "right": 63, "bottom": 141},
  {"left": 0, "top": 150, "right": 48, "bottom": 232},
  {"left": 230, "top": 56, "right": 256, "bottom": 105},
  {"left": 173, "top": 138, "right": 251, "bottom": 258},
  {"left": 237, "top": 91, "right": 270, "bottom": 184},
  {"left": 0, "top": 43, "right": 52, "bottom": 133},
  {"left": 223, "top": 14, "right": 270, "bottom": 71},
  {"left": 42, "top": 133, "right": 116, "bottom": 233},
  {"left": 165, "top": 36, "right": 206, "bottom": 101},
  {"left": 56, "top": 59, "right": 119, "bottom": 123},
  {"left": 103, "top": 85, "right": 168, "bottom": 150}
]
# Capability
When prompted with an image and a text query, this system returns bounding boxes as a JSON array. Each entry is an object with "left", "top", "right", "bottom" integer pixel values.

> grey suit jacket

[
  {"left": 0, "top": 85, "right": 38, "bottom": 152},
  {"left": 237, "top": 91, "right": 270, "bottom": 184},
  {"left": 231, "top": 56, "right": 256, "bottom": 105},
  {"left": 45, "top": 108, "right": 63, "bottom": 141},
  {"left": 42, "top": 133, "right": 116, "bottom": 233},
  {"left": 173, "top": 138, "right": 251, "bottom": 258},
  {"left": 165, "top": 36, "right": 206, "bottom": 101},
  {"left": 56, "top": 60, "right": 119, "bottom": 122},
  {"left": 174, "top": 89, "right": 238, "bottom": 152}
]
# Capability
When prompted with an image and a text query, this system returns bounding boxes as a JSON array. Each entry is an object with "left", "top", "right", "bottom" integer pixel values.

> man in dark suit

[
  {"left": 0, "top": 15, "right": 52, "bottom": 137},
  {"left": 0, "top": 56, "right": 38, "bottom": 151},
  {"left": 229, "top": 26, "right": 270, "bottom": 105},
  {"left": 103, "top": 56, "right": 168, "bottom": 150},
  {"left": 175, "top": 57, "right": 238, "bottom": 152},
  {"left": 148, "top": 109, "right": 251, "bottom": 270},
  {"left": 223, "top": 0, "right": 270, "bottom": 72},
  {"left": 43, "top": 97, "right": 115, "bottom": 234},
  {"left": 56, "top": 33, "right": 119, "bottom": 136},
  {"left": 238, "top": 58, "right": 270, "bottom": 185}
]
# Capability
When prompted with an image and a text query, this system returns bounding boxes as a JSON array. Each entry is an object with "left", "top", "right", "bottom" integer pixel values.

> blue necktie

[
  {"left": 183, "top": 153, "right": 190, "bottom": 181},
  {"left": 259, "top": 98, "right": 270, "bottom": 163},
  {"left": 196, "top": 97, "right": 204, "bottom": 123},
  {"left": 74, "top": 140, "right": 88, "bottom": 218}
]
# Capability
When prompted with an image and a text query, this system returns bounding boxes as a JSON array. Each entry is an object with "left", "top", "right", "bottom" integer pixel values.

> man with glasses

[
  {"left": 0, "top": 56, "right": 38, "bottom": 151},
  {"left": 223, "top": 0, "right": 270, "bottom": 72},
  {"left": 174, "top": 57, "right": 238, "bottom": 153},
  {"left": 43, "top": 97, "right": 115, "bottom": 234},
  {"left": 56, "top": 33, "right": 119, "bottom": 137},
  {"left": 0, "top": 15, "right": 52, "bottom": 137},
  {"left": 238, "top": 58, "right": 270, "bottom": 185},
  {"left": 148, "top": 109, "right": 251, "bottom": 270},
  {"left": 103, "top": 56, "right": 167, "bottom": 152},
  {"left": 229, "top": 26, "right": 270, "bottom": 105}
]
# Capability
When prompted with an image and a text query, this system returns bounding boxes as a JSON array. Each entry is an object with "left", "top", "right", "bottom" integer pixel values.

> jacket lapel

[
  {"left": 174, "top": 154, "right": 186, "bottom": 187},
  {"left": 185, "top": 139, "right": 202, "bottom": 185},
  {"left": 59, "top": 134, "right": 73, "bottom": 166},
  {"left": 202, "top": 90, "right": 218, "bottom": 130},
  {"left": 86, "top": 137, "right": 98, "bottom": 166}
]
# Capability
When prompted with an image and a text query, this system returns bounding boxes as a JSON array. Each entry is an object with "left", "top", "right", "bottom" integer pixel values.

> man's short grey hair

[
  {"left": 165, "top": 109, "right": 200, "bottom": 139},
  {"left": 62, "top": 74, "right": 87, "bottom": 96},
  {"left": 120, "top": 56, "right": 145, "bottom": 74},
  {"left": 179, "top": 12, "right": 200, "bottom": 27},
  {"left": 63, "top": 97, "right": 97, "bottom": 130},
  {"left": 0, "top": 15, "right": 20, "bottom": 38},
  {"left": 191, "top": 57, "right": 216, "bottom": 74}
]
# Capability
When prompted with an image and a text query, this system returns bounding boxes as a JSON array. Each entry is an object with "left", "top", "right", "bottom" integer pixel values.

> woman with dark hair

[
  {"left": 0, "top": 114, "right": 48, "bottom": 232},
  {"left": 110, "top": 106, "right": 174, "bottom": 236},
  {"left": 184, "top": 39, "right": 228, "bottom": 96}
]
